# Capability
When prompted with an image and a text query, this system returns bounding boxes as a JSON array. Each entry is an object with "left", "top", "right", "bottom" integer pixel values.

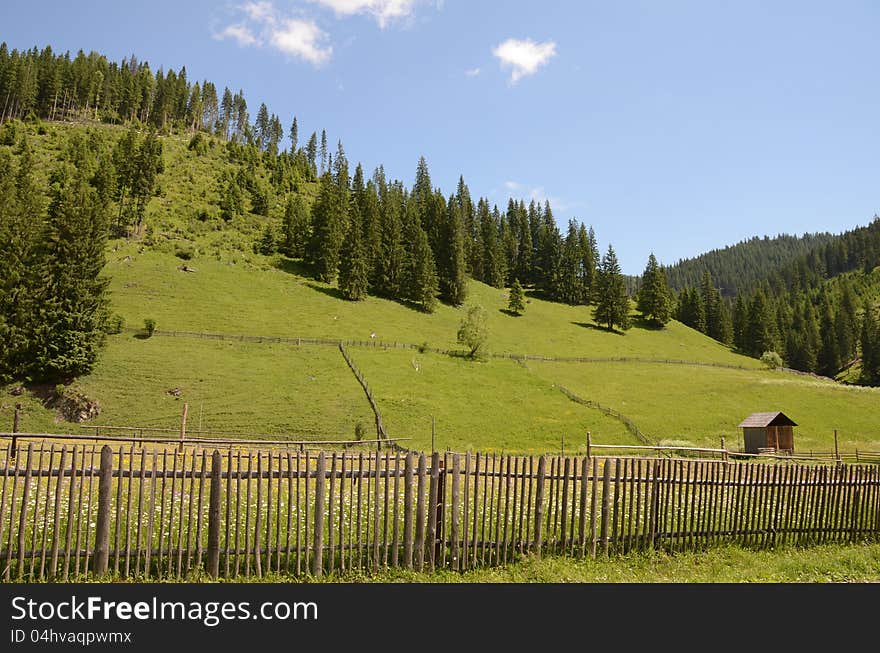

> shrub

[
  {"left": 187, "top": 131, "right": 208, "bottom": 155},
  {"left": 143, "top": 318, "right": 157, "bottom": 338},
  {"left": 54, "top": 383, "right": 66, "bottom": 399},
  {"left": 175, "top": 246, "right": 194, "bottom": 260},
  {"left": 106, "top": 314, "right": 125, "bottom": 335},
  {"left": 761, "top": 351, "right": 783, "bottom": 370},
  {"left": 457, "top": 305, "right": 489, "bottom": 361}
]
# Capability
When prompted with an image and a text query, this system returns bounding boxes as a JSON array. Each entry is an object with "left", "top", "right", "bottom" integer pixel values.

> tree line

[{"left": 0, "top": 133, "right": 114, "bottom": 383}]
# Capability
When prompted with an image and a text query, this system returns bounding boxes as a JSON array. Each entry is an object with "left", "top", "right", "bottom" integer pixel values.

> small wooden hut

[{"left": 738, "top": 412, "right": 797, "bottom": 454}]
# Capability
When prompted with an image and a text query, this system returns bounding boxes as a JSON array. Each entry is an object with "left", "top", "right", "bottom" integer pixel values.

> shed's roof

[{"left": 738, "top": 412, "right": 797, "bottom": 428}]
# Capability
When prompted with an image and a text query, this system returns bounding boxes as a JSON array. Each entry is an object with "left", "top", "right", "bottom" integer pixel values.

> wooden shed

[{"left": 738, "top": 412, "right": 797, "bottom": 454}]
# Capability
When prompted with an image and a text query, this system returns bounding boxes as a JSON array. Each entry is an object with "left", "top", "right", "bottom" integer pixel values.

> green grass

[
  {"left": 351, "top": 348, "right": 633, "bottom": 453},
  {"left": 530, "top": 360, "right": 880, "bottom": 451},
  {"left": 7, "top": 337, "right": 375, "bottom": 439},
  {"left": 90, "top": 543, "right": 880, "bottom": 583},
  {"left": 2, "top": 121, "right": 879, "bottom": 456}
]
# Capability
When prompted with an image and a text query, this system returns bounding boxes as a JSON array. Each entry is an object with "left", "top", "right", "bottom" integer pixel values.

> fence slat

[
  {"left": 415, "top": 454, "right": 427, "bottom": 572},
  {"left": 312, "top": 452, "right": 325, "bottom": 577},
  {"left": 451, "top": 454, "right": 460, "bottom": 572}
]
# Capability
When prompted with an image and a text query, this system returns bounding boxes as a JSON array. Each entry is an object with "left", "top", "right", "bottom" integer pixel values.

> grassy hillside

[{"left": 2, "top": 121, "right": 880, "bottom": 454}]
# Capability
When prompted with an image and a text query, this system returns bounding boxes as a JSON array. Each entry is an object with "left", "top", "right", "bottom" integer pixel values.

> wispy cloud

[
  {"left": 464, "top": 67, "right": 481, "bottom": 77},
  {"left": 216, "top": 24, "right": 260, "bottom": 47},
  {"left": 492, "top": 37, "right": 557, "bottom": 84},
  {"left": 213, "top": 2, "right": 332, "bottom": 66},
  {"left": 309, "top": 0, "right": 419, "bottom": 28},
  {"left": 503, "top": 180, "right": 580, "bottom": 212}
]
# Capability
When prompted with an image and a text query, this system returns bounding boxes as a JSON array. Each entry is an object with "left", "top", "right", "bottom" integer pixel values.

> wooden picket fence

[{"left": 1, "top": 442, "right": 879, "bottom": 581}]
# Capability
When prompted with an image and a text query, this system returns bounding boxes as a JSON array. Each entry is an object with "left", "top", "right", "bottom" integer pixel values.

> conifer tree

[
  {"left": 636, "top": 253, "right": 672, "bottom": 326},
  {"left": 508, "top": 279, "right": 525, "bottom": 315},
  {"left": 860, "top": 299, "right": 879, "bottom": 384},
  {"left": 733, "top": 294, "right": 748, "bottom": 351},
  {"left": 405, "top": 216, "right": 439, "bottom": 312},
  {"left": 306, "top": 132, "right": 318, "bottom": 175},
  {"left": 376, "top": 182, "right": 407, "bottom": 298},
  {"left": 320, "top": 129, "right": 327, "bottom": 174},
  {"left": 306, "top": 171, "right": 347, "bottom": 283},
  {"left": 338, "top": 215, "right": 369, "bottom": 301},
  {"left": 745, "top": 290, "right": 778, "bottom": 357},
  {"left": 593, "top": 245, "right": 631, "bottom": 331},
  {"left": 281, "top": 194, "right": 310, "bottom": 258},
  {"left": 438, "top": 194, "right": 467, "bottom": 305},
  {"left": 31, "top": 163, "right": 110, "bottom": 379},
  {"left": 289, "top": 116, "right": 298, "bottom": 152},
  {"left": 818, "top": 293, "right": 841, "bottom": 376},
  {"left": 836, "top": 281, "right": 859, "bottom": 364}
]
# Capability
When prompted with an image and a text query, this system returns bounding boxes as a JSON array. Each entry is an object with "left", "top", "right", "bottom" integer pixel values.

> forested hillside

[{"left": 1, "top": 41, "right": 879, "bottom": 393}]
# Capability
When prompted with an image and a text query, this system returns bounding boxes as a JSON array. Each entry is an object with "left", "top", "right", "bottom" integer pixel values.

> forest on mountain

[{"left": 1, "top": 42, "right": 879, "bottom": 387}]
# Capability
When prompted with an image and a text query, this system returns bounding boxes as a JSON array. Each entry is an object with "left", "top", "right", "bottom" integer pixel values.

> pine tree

[
  {"left": 733, "top": 294, "right": 748, "bottom": 351},
  {"left": 593, "top": 245, "right": 631, "bottom": 331},
  {"left": 836, "top": 281, "right": 859, "bottom": 364},
  {"left": 306, "top": 171, "right": 347, "bottom": 283},
  {"left": 376, "top": 182, "right": 406, "bottom": 298},
  {"left": 438, "top": 194, "right": 468, "bottom": 305},
  {"left": 508, "top": 279, "right": 525, "bottom": 315},
  {"left": 306, "top": 132, "right": 318, "bottom": 176},
  {"left": 677, "top": 287, "right": 706, "bottom": 332},
  {"left": 281, "top": 194, "right": 310, "bottom": 258},
  {"left": 745, "top": 290, "right": 778, "bottom": 357},
  {"left": 0, "top": 146, "right": 42, "bottom": 380},
  {"left": 818, "top": 293, "right": 841, "bottom": 376},
  {"left": 289, "top": 116, "right": 298, "bottom": 152},
  {"left": 31, "top": 163, "right": 110, "bottom": 379},
  {"left": 338, "top": 216, "right": 369, "bottom": 301},
  {"left": 860, "top": 299, "right": 879, "bottom": 384},
  {"left": 636, "top": 253, "right": 672, "bottom": 326},
  {"left": 320, "top": 129, "right": 327, "bottom": 174},
  {"left": 405, "top": 218, "right": 439, "bottom": 312}
]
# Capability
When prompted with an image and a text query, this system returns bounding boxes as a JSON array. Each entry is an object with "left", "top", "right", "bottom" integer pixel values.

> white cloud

[
  {"left": 214, "top": 2, "right": 332, "bottom": 66},
  {"left": 271, "top": 19, "right": 333, "bottom": 65},
  {"left": 465, "top": 67, "right": 481, "bottom": 77},
  {"left": 310, "top": 0, "right": 418, "bottom": 28},
  {"left": 492, "top": 37, "right": 557, "bottom": 84},
  {"left": 241, "top": 1, "right": 276, "bottom": 23},
  {"left": 214, "top": 24, "right": 259, "bottom": 47},
  {"left": 503, "top": 180, "right": 579, "bottom": 212}
]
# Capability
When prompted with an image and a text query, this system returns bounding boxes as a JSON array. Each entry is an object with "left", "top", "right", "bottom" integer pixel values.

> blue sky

[{"left": 3, "top": 0, "right": 879, "bottom": 274}]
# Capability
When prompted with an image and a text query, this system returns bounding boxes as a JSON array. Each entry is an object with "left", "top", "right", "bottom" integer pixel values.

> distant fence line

[
  {"left": 131, "top": 328, "right": 757, "bottom": 372},
  {"left": 2, "top": 442, "right": 879, "bottom": 582},
  {"left": 337, "top": 344, "right": 400, "bottom": 451},
  {"left": 555, "top": 385, "right": 651, "bottom": 446}
]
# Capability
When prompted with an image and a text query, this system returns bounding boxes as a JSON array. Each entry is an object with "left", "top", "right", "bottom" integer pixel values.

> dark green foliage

[
  {"left": 255, "top": 225, "right": 276, "bottom": 256},
  {"left": 306, "top": 171, "right": 347, "bottom": 282},
  {"left": 593, "top": 245, "right": 631, "bottom": 331},
  {"left": 438, "top": 193, "right": 468, "bottom": 305},
  {"left": 218, "top": 171, "right": 244, "bottom": 221},
  {"left": 338, "top": 217, "right": 369, "bottom": 301},
  {"left": 143, "top": 318, "right": 157, "bottom": 337},
  {"left": 280, "top": 194, "right": 310, "bottom": 258},
  {"left": 744, "top": 290, "right": 778, "bottom": 357},
  {"left": 636, "top": 253, "right": 672, "bottom": 326},
  {"left": 860, "top": 299, "right": 879, "bottom": 384},
  {"left": 105, "top": 314, "right": 125, "bottom": 335},
  {"left": 29, "top": 163, "right": 110, "bottom": 380},
  {"left": 457, "top": 305, "right": 489, "bottom": 360},
  {"left": 404, "top": 202, "right": 439, "bottom": 312},
  {"left": 818, "top": 294, "right": 840, "bottom": 376},
  {"left": 508, "top": 279, "right": 525, "bottom": 315},
  {"left": 187, "top": 131, "right": 208, "bottom": 155},
  {"left": 677, "top": 287, "right": 706, "bottom": 332}
]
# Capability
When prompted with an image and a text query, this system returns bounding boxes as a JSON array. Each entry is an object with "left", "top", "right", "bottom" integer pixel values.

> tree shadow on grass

[
  {"left": 572, "top": 321, "right": 626, "bottom": 336},
  {"left": 272, "top": 256, "right": 312, "bottom": 278},
  {"left": 499, "top": 309, "right": 523, "bottom": 318},
  {"left": 630, "top": 315, "right": 667, "bottom": 331},
  {"left": 305, "top": 282, "right": 347, "bottom": 301}
]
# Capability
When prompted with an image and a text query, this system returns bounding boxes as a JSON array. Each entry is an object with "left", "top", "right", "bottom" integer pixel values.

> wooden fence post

[
  {"left": 207, "top": 450, "right": 222, "bottom": 579},
  {"left": 11, "top": 403, "right": 21, "bottom": 460},
  {"left": 179, "top": 403, "right": 188, "bottom": 452},
  {"left": 93, "top": 445, "right": 113, "bottom": 577},
  {"left": 834, "top": 430, "right": 840, "bottom": 466},
  {"left": 312, "top": 452, "right": 326, "bottom": 577},
  {"left": 533, "top": 456, "right": 546, "bottom": 557}
]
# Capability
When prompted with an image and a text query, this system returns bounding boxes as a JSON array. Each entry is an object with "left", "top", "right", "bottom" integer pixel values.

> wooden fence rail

[{"left": 1, "top": 443, "right": 878, "bottom": 582}]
